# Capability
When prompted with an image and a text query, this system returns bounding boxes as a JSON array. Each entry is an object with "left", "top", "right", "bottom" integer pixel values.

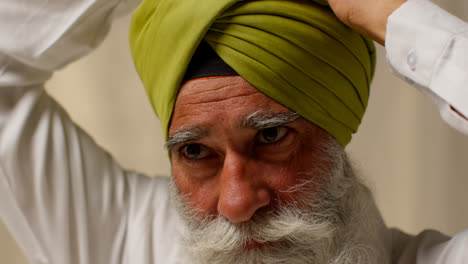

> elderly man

[
  {"left": 129, "top": 1, "right": 387, "bottom": 262},
  {"left": 0, "top": 0, "right": 467, "bottom": 264}
]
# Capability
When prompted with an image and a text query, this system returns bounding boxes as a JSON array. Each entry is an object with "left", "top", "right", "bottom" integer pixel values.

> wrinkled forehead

[
  {"left": 170, "top": 75, "right": 295, "bottom": 132},
  {"left": 167, "top": 74, "right": 334, "bottom": 159},
  {"left": 167, "top": 75, "right": 328, "bottom": 152},
  {"left": 170, "top": 42, "right": 295, "bottom": 134}
]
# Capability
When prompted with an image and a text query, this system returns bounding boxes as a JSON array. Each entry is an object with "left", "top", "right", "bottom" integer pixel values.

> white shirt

[
  {"left": 387, "top": 0, "right": 468, "bottom": 135},
  {"left": 0, "top": 0, "right": 466, "bottom": 263},
  {"left": 0, "top": 1, "right": 187, "bottom": 263}
]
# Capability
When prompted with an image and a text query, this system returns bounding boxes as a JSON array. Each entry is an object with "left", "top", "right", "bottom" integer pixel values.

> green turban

[{"left": 129, "top": 0, "right": 375, "bottom": 146}]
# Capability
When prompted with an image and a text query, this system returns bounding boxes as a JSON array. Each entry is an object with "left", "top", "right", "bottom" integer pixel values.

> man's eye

[
  {"left": 180, "top": 144, "right": 210, "bottom": 160},
  {"left": 256, "top": 127, "right": 288, "bottom": 144}
]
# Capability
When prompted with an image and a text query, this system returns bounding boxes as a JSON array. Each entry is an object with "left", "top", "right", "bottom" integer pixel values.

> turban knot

[{"left": 129, "top": 0, "right": 376, "bottom": 146}]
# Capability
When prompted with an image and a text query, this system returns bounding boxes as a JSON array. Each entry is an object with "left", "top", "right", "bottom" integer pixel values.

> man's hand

[{"left": 328, "top": 0, "right": 407, "bottom": 45}]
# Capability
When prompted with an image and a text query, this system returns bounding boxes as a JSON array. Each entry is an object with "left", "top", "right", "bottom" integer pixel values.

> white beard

[{"left": 170, "top": 137, "right": 391, "bottom": 264}]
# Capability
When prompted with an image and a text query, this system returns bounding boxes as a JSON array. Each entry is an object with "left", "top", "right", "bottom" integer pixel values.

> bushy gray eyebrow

[
  {"left": 242, "top": 111, "right": 300, "bottom": 129},
  {"left": 165, "top": 112, "right": 300, "bottom": 151},
  {"left": 165, "top": 128, "right": 205, "bottom": 151}
]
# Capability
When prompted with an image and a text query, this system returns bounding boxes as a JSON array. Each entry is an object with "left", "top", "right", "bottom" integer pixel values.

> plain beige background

[{"left": 2, "top": 0, "right": 468, "bottom": 263}]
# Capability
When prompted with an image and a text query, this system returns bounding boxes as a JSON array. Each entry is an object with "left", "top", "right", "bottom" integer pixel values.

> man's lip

[{"left": 244, "top": 240, "right": 264, "bottom": 250}]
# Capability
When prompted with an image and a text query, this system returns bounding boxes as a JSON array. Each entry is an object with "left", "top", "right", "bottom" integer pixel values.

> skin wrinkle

[
  {"left": 181, "top": 79, "right": 242, "bottom": 96},
  {"left": 178, "top": 78, "right": 258, "bottom": 106},
  {"left": 181, "top": 92, "right": 259, "bottom": 106}
]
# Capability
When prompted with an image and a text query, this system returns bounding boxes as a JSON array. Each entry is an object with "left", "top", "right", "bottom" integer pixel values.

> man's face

[
  {"left": 166, "top": 76, "right": 382, "bottom": 263},
  {"left": 168, "top": 76, "right": 331, "bottom": 223}
]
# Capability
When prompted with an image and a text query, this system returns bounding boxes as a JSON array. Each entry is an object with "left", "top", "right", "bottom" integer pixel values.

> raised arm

[
  {"left": 330, "top": 1, "right": 468, "bottom": 262},
  {"left": 329, "top": 0, "right": 468, "bottom": 135},
  {"left": 0, "top": 1, "right": 147, "bottom": 263},
  {"left": 328, "top": 0, "right": 407, "bottom": 45}
]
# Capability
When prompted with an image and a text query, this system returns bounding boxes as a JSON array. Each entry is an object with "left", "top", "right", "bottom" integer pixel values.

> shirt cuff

[{"left": 385, "top": 0, "right": 468, "bottom": 134}]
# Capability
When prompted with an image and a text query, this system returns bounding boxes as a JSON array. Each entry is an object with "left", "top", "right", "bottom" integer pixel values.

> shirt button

[{"left": 407, "top": 50, "right": 417, "bottom": 71}]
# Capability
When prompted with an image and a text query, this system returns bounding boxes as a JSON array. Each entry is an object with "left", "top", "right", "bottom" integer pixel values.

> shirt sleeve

[
  {"left": 385, "top": 0, "right": 468, "bottom": 135},
  {"left": 0, "top": 1, "right": 145, "bottom": 264}
]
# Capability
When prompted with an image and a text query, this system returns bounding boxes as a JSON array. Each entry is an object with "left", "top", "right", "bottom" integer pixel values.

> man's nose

[{"left": 217, "top": 150, "right": 271, "bottom": 223}]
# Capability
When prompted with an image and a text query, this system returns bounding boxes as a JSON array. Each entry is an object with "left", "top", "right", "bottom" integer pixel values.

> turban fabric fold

[{"left": 129, "top": 0, "right": 375, "bottom": 146}]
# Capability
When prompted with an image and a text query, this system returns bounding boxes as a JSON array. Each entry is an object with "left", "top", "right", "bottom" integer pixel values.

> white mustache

[{"left": 188, "top": 204, "right": 336, "bottom": 252}]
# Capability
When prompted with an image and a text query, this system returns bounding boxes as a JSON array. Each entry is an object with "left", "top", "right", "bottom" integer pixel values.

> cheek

[
  {"left": 172, "top": 166, "right": 220, "bottom": 218},
  {"left": 264, "top": 160, "right": 328, "bottom": 206},
  {"left": 267, "top": 141, "right": 332, "bottom": 204}
]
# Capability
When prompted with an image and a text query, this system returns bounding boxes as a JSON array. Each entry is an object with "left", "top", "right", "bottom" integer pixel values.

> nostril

[
  {"left": 217, "top": 150, "right": 272, "bottom": 223},
  {"left": 217, "top": 186, "right": 271, "bottom": 223}
]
